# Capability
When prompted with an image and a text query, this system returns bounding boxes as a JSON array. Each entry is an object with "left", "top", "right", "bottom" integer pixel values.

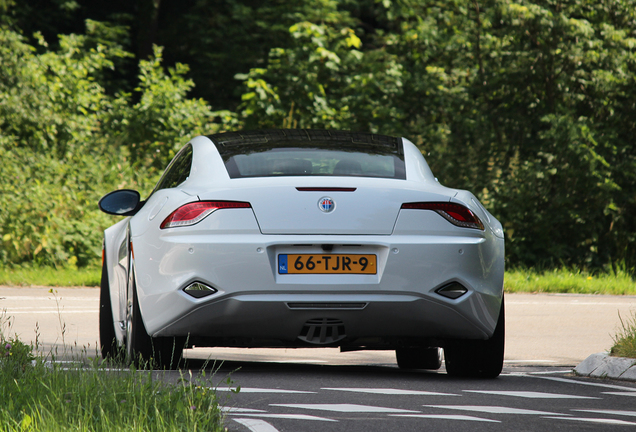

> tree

[{"left": 0, "top": 24, "right": 231, "bottom": 267}]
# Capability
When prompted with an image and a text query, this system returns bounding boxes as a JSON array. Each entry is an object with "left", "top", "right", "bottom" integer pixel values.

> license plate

[{"left": 278, "top": 254, "right": 377, "bottom": 274}]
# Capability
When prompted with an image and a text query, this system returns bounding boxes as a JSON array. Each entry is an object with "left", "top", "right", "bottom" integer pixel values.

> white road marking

[
  {"left": 525, "top": 374, "right": 636, "bottom": 391},
  {"left": 603, "top": 392, "right": 636, "bottom": 397},
  {"left": 271, "top": 404, "right": 421, "bottom": 413},
  {"left": 216, "top": 387, "right": 315, "bottom": 394},
  {"left": 8, "top": 310, "right": 99, "bottom": 314},
  {"left": 6, "top": 306, "right": 87, "bottom": 310},
  {"left": 502, "top": 370, "right": 574, "bottom": 376},
  {"left": 543, "top": 416, "right": 636, "bottom": 426},
  {"left": 463, "top": 390, "right": 598, "bottom": 399},
  {"left": 227, "top": 413, "right": 336, "bottom": 422},
  {"left": 391, "top": 414, "right": 500, "bottom": 423},
  {"left": 504, "top": 360, "right": 556, "bottom": 363},
  {"left": 507, "top": 300, "right": 633, "bottom": 306},
  {"left": 424, "top": 405, "right": 569, "bottom": 416},
  {"left": 574, "top": 410, "right": 636, "bottom": 417},
  {"left": 221, "top": 407, "right": 267, "bottom": 413},
  {"left": 323, "top": 388, "right": 459, "bottom": 396},
  {"left": 233, "top": 418, "right": 280, "bottom": 432},
  {"left": 0, "top": 296, "right": 97, "bottom": 301}
]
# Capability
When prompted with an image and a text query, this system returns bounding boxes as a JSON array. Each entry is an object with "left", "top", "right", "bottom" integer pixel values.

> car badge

[{"left": 318, "top": 197, "right": 335, "bottom": 213}]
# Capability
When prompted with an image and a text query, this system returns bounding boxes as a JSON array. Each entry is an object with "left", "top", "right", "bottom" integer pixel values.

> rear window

[{"left": 209, "top": 130, "right": 406, "bottom": 180}]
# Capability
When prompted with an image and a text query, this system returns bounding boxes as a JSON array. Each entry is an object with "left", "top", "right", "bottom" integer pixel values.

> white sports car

[{"left": 99, "top": 129, "right": 505, "bottom": 377}]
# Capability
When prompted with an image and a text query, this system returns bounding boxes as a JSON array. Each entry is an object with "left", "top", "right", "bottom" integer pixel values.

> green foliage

[
  {"left": 460, "top": 0, "right": 636, "bottom": 269},
  {"left": 0, "top": 265, "right": 100, "bottom": 287},
  {"left": 0, "top": 27, "right": 129, "bottom": 267},
  {"left": 0, "top": 330, "right": 225, "bottom": 431},
  {"left": 237, "top": 10, "right": 405, "bottom": 132},
  {"left": 109, "top": 45, "right": 235, "bottom": 170},
  {"left": 0, "top": 145, "right": 141, "bottom": 267},
  {"left": 144, "top": 0, "right": 375, "bottom": 108},
  {"left": 0, "top": 29, "right": 116, "bottom": 156},
  {"left": 0, "top": 24, "right": 230, "bottom": 268},
  {"left": 504, "top": 266, "right": 636, "bottom": 295},
  {"left": 0, "top": 366, "right": 225, "bottom": 431},
  {"left": 0, "top": 335, "right": 35, "bottom": 378}
]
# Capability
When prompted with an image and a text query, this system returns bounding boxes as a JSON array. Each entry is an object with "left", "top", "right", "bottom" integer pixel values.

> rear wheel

[
  {"left": 126, "top": 271, "right": 183, "bottom": 369},
  {"left": 99, "top": 256, "right": 118, "bottom": 359},
  {"left": 444, "top": 297, "right": 505, "bottom": 378},
  {"left": 396, "top": 347, "right": 442, "bottom": 370}
]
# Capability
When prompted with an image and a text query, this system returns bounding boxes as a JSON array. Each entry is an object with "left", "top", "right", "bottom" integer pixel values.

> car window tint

[
  {"left": 210, "top": 130, "right": 405, "bottom": 180},
  {"left": 226, "top": 149, "right": 403, "bottom": 179},
  {"left": 216, "top": 145, "right": 405, "bottom": 180},
  {"left": 153, "top": 144, "right": 193, "bottom": 192}
]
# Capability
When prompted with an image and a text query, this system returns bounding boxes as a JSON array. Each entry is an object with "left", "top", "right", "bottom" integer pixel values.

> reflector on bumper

[
  {"left": 436, "top": 282, "right": 468, "bottom": 299},
  {"left": 184, "top": 282, "right": 217, "bottom": 298}
]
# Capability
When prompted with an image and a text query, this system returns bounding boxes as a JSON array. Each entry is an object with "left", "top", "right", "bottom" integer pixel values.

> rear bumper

[
  {"left": 132, "top": 209, "right": 504, "bottom": 345},
  {"left": 155, "top": 291, "right": 497, "bottom": 346}
]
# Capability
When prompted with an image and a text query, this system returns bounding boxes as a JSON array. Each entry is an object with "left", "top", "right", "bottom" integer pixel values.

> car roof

[
  {"left": 182, "top": 131, "right": 440, "bottom": 191},
  {"left": 207, "top": 129, "right": 403, "bottom": 153}
]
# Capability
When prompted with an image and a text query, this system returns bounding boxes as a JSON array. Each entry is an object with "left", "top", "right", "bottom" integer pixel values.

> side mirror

[{"left": 98, "top": 189, "right": 143, "bottom": 216}]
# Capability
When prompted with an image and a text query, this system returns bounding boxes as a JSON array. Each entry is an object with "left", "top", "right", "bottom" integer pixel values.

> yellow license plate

[{"left": 278, "top": 254, "right": 377, "bottom": 274}]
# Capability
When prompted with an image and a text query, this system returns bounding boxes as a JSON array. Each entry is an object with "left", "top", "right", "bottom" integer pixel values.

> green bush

[
  {"left": 0, "top": 336, "right": 35, "bottom": 378},
  {"left": 0, "top": 24, "right": 234, "bottom": 268},
  {"left": 0, "top": 145, "right": 142, "bottom": 267}
]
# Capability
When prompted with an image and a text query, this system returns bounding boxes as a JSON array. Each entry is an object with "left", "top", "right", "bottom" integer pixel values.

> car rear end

[{"left": 130, "top": 130, "right": 504, "bottom": 351}]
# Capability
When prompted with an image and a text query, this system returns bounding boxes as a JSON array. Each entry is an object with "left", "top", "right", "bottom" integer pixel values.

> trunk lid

[{"left": 198, "top": 181, "right": 451, "bottom": 235}]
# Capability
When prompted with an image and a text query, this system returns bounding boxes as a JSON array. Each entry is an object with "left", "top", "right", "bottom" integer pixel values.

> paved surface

[
  {"left": 1, "top": 287, "right": 635, "bottom": 367},
  {"left": 194, "top": 361, "right": 636, "bottom": 432},
  {"left": 505, "top": 294, "right": 636, "bottom": 366},
  {"left": 0, "top": 286, "right": 101, "bottom": 358}
]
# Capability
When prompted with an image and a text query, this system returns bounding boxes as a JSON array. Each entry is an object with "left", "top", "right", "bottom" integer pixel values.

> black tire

[
  {"left": 396, "top": 347, "right": 442, "bottom": 370},
  {"left": 99, "top": 256, "right": 118, "bottom": 359},
  {"left": 126, "top": 272, "right": 183, "bottom": 369},
  {"left": 444, "top": 297, "right": 505, "bottom": 378}
]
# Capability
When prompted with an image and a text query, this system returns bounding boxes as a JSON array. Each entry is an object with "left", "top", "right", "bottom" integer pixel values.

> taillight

[
  {"left": 160, "top": 201, "right": 251, "bottom": 229},
  {"left": 401, "top": 202, "right": 485, "bottom": 230}
]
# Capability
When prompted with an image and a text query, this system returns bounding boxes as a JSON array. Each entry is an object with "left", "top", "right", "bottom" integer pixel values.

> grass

[
  {"left": 0, "top": 314, "right": 228, "bottom": 431},
  {"left": 611, "top": 310, "right": 636, "bottom": 359},
  {"left": 0, "top": 265, "right": 100, "bottom": 287},
  {"left": 504, "top": 267, "right": 636, "bottom": 295}
]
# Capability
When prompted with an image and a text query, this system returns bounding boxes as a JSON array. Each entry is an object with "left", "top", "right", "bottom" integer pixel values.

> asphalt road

[
  {"left": 196, "top": 360, "right": 636, "bottom": 432},
  {"left": 2, "top": 287, "right": 636, "bottom": 431}
]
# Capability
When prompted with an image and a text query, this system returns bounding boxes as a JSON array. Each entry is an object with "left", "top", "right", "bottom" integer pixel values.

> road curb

[{"left": 574, "top": 352, "right": 636, "bottom": 381}]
